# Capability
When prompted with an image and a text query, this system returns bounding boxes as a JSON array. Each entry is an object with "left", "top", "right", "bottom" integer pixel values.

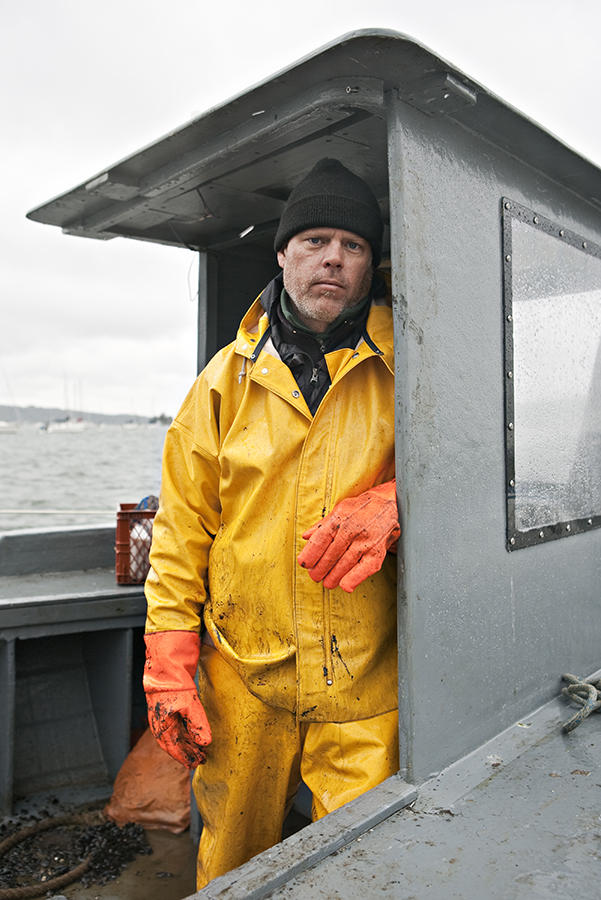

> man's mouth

[{"left": 313, "top": 280, "right": 345, "bottom": 290}]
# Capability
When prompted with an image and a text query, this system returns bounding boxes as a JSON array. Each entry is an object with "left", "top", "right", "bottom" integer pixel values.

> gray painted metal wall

[
  {"left": 389, "top": 95, "right": 601, "bottom": 784},
  {"left": 0, "top": 526, "right": 147, "bottom": 815},
  {"left": 197, "top": 248, "right": 279, "bottom": 372},
  {"left": 0, "top": 525, "right": 115, "bottom": 577}
]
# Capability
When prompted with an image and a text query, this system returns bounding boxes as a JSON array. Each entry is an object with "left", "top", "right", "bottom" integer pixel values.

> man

[{"left": 143, "top": 158, "right": 400, "bottom": 889}]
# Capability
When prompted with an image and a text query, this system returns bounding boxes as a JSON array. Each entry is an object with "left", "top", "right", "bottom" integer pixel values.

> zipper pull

[{"left": 310, "top": 368, "right": 319, "bottom": 384}]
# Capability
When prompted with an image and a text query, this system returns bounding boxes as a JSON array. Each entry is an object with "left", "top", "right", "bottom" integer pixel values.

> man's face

[{"left": 277, "top": 228, "right": 373, "bottom": 334}]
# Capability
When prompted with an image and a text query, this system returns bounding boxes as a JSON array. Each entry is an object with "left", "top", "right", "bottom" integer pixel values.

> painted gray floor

[
  {"left": 191, "top": 695, "right": 600, "bottom": 900},
  {"left": 267, "top": 709, "right": 600, "bottom": 899}
]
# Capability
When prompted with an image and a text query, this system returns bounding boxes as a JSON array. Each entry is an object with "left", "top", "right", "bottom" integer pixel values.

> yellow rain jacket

[{"left": 145, "top": 294, "right": 397, "bottom": 723}]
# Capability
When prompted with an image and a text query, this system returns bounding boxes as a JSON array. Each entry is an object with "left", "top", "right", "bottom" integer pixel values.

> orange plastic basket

[{"left": 115, "top": 503, "right": 157, "bottom": 584}]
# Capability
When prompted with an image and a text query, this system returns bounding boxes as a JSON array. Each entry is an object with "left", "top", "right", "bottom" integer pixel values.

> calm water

[{"left": 0, "top": 424, "right": 169, "bottom": 534}]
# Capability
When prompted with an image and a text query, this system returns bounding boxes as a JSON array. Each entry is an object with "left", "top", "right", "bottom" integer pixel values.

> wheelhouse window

[{"left": 502, "top": 199, "right": 601, "bottom": 550}]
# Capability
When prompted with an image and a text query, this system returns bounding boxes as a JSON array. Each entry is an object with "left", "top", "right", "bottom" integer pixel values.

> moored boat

[{"left": 14, "top": 29, "right": 601, "bottom": 899}]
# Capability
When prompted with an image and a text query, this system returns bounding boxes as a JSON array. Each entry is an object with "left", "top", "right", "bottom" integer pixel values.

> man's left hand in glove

[{"left": 297, "top": 479, "right": 400, "bottom": 593}]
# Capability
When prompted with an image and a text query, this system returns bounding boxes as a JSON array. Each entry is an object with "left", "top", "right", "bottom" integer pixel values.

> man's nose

[{"left": 322, "top": 241, "right": 344, "bottom": 267}]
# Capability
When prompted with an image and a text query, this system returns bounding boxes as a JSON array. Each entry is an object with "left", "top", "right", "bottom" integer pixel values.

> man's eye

[
  {"left": 308, "top": 237, "right": 321, "bottom": 245},
  {"left": 347, "top": 242, "right": 359, "bottom": 250}
]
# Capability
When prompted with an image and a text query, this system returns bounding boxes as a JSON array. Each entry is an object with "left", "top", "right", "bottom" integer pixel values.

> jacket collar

[{"left": 236, "top": 272, "right": 393, "bottom": 367}]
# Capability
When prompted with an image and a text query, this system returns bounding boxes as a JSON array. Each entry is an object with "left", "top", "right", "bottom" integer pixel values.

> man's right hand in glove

[{"left": 143, "top": 630, "right": 212, "bottom": 769}]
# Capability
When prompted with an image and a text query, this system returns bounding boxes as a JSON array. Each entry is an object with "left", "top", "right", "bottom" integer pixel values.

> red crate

[{"left": 115, "top": 503, "right": 157, "bottom": 584}]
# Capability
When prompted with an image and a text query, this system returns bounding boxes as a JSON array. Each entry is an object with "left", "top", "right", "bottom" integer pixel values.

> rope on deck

[
  {"left": 561, "top": 673, "right": 601, "bottom": 733},
  {"left": 0, "top": 811, "right": 103, "bottom": 900}
]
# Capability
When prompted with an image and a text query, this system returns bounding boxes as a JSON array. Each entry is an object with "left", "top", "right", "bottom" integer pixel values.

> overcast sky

[{"left": 2, "top": 0, "right": 600, "bottom": 418}]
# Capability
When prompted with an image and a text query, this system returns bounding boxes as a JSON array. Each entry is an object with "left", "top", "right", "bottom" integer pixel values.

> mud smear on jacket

[{"left": 331, "top": 634, "right": 352, "bottom": 678}]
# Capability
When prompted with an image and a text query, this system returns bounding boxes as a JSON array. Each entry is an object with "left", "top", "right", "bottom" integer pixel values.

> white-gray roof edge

[{"left": 26, "top": 29, "right": 601, "bottom": 237}]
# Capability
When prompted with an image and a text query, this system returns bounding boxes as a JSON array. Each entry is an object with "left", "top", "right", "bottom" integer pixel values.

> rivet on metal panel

[
  {"left": 346, "top": 86, "right": 360, "bottom": 93},
  {"left": 510, "top": 537, "right": 516, "bottom": 545},
  {"left": 508, "top": 423, "right": 514, "bottom": 430},
  {"left": 509, "top": 479, "right": 515, "bottom": 487},
  {"left": 588, "top": 519, "right": 593, "bottom": 525},
  {"left": 566, "top": 524, "right": 571, "bottom": 531},
  {"left": 507, "top": 371, "right": 513, "bottom": 378},
  {"left": 505, "top": 254, "right": 511, "bottom": 261},
  {"left": 559, "top": 230, "right": 565, "bottom": 237},
  {"left": 507, "top": 315, "right": 512, "bottom": 322},
  {"left": 533, "top": 217, "right": 539, "bottom": 224},
  {"left": 504, "top": 202, "right": 511, "bottom": 209},
  {"left": 582, "top": 241, "right": 587, "bottom": 248},
  {"left": 539, "top": 531, "right": 544, "bottom": 538}
]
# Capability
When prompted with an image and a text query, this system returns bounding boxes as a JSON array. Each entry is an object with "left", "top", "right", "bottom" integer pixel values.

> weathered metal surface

[
  {"left": 27, "top": 30, "right": 601, "bottom": 253},
  {"left": 0, "top": 525, "right": 115, "bottom": 577},
  {"left": 255, "top": 693, "right": 601, "bottom": 899},
  {"left": 0, "top": 637, "right": 15, "bottom": 815},
  {"left": 0, "top": 529, "right": 147, "bottom": 816},
  {"left": 388, "top": 93, "right": 601, "bottom": 785},
  {"left": 186, "top": 690, "right": 600, "bottom": 899},
  {"left": 185, "top": 777, "right": 417, "bottom": 900},
  {"left": 0, "top": 574, "right": 146, "bottom": 636}
]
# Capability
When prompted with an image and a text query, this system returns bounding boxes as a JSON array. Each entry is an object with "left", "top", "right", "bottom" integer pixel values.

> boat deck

[
  {"left": 190, "top": 692, "right": 601, "bottom": 900},
  {"left": 1, "top": 528, "right": 599, "bottom": 899}
]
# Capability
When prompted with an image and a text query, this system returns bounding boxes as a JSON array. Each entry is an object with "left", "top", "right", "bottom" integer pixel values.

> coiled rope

[
  {"left": 0, "top": 811, "right": 104, "bottom": 900},
  {"left": 561, "top": 673, "right": 601, "bottom": 733}
]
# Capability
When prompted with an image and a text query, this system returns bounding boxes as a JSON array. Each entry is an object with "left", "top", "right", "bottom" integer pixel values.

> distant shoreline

[{"left": 0, "top": 404, "right": 172, "bottom": 426}]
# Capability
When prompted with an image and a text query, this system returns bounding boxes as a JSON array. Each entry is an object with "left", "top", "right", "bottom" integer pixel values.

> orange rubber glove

[
  {"left": 297, "top": 479, "right": 400, "bottom": 593},
  {"left": 143, "top": 631, "right": 212, "bottom": 769}
]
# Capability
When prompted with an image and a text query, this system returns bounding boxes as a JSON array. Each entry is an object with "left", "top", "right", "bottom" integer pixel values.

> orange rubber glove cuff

[
  {"left": 297, "top": 479, "right": 400, "bottom": 593},
  {"left": 144, "top": 631, "right": 212, "bottom": 769}
]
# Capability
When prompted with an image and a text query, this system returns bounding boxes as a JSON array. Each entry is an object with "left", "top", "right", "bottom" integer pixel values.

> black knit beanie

[{"left": 274, "top": 159, "right": 383, "bottom": 267}]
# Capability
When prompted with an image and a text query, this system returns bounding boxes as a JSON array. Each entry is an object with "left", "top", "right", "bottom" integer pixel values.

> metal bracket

[{"left": 399, "top": 72, "right": 477, "bottom": 117}]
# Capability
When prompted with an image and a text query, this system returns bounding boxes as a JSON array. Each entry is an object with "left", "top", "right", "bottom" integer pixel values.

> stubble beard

[{"left": 284, "top": 267, "right": 373, "bottom": 326}]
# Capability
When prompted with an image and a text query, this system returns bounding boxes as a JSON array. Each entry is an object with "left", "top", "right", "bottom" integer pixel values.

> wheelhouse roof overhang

[{"left": 27, "top": 28, "right": 601, "bottom": 256}]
